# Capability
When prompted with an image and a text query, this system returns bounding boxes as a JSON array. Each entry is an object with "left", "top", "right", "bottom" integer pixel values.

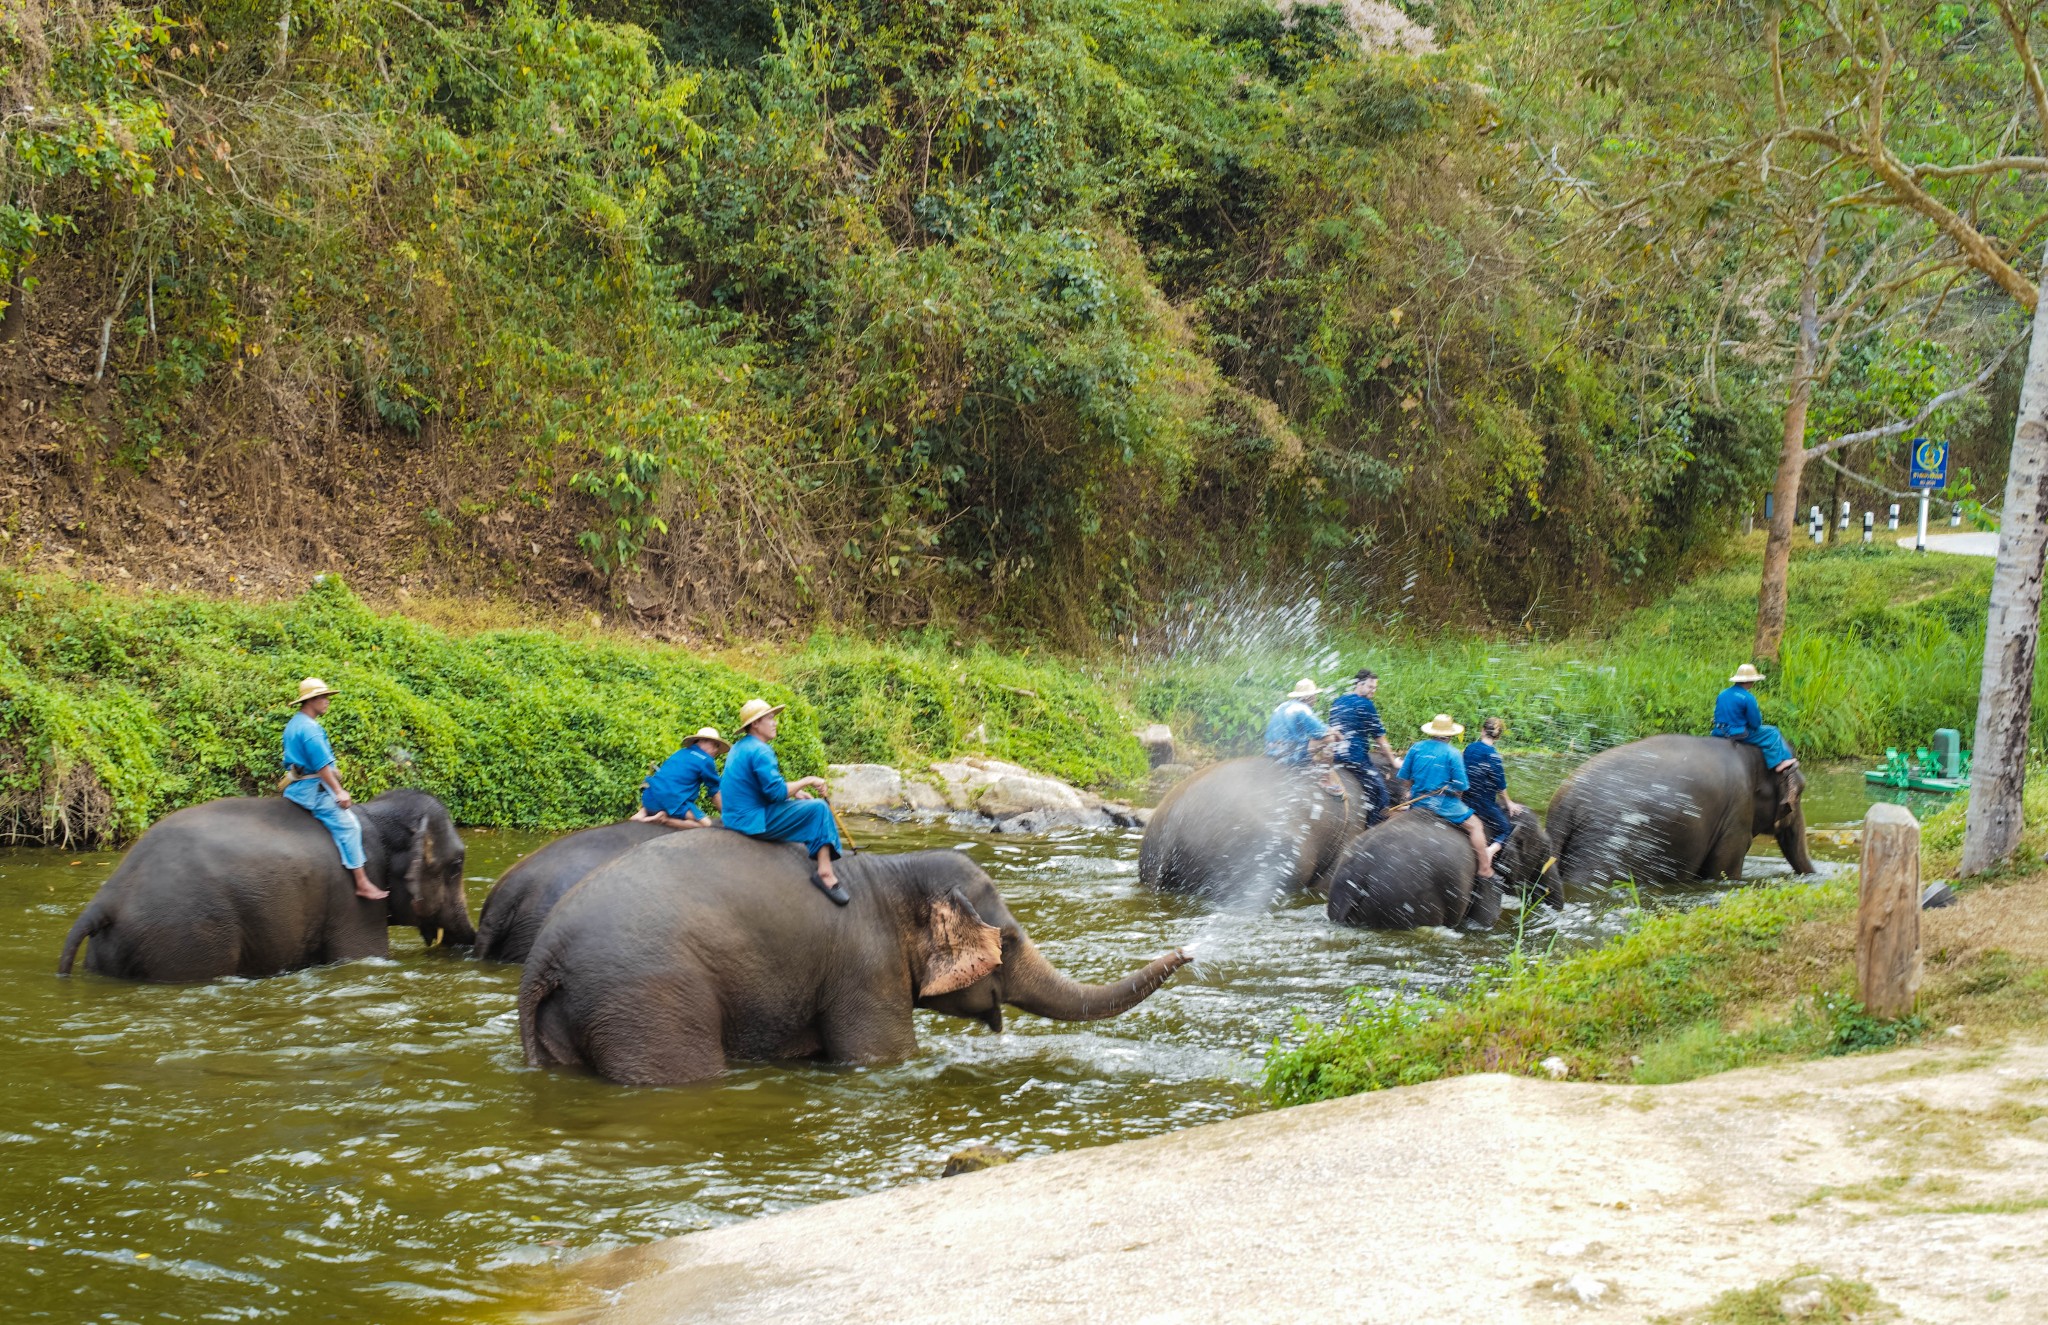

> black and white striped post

[
  {"left": 1950, "top": 503, "right": 1963, "bottom": 528},
  {"left": 1838, "top": 501, "right": 1851, "bottom": 531},
  {"left": 1809, "top": 505, "right": 1824, "bottom": 544},
  {"left": 1888, "top": 503, "right": 1901, "bottom": 531},
  {"left": 1862, "top": 511, "right": 1874, "bottom": 544}
]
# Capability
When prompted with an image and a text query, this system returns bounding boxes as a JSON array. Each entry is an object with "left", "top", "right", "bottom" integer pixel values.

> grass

[
  {"left": 1262, "top": 853, "right": 2048, "bottom": 1105},
  {"left": 1654, "top": 1269, "right": 1897, "bottom": 1324},
  {"left": 0, "top": 536, "right": 2025, "bottom": 846}
]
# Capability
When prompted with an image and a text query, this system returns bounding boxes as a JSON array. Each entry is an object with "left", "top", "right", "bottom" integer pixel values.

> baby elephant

[
  {"left": 519, "top": 831, "right": 1191, "bottom": 1085},
  {"left": 1325, "top": 806, "right": 1559, "bottom": 930}
]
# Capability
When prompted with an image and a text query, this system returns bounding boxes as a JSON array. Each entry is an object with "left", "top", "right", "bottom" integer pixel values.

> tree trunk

[
  {"left": 1826, "top": 452, "right": 1846, "bottom": 543},
  {"left": 1961, "top": 249, "right": 2048, "bottom": 874},
  {"left": 1755, "top": 232, "right": 1826, "bottom": 662}
]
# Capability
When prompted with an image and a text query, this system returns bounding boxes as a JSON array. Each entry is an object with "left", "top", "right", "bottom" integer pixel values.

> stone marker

[
  {"left": 1135, "top": 723, "right": 1176, "bottom": 768},
  {"left": 1856, "top": 802, "right": 1922, "bottom": 1018}
]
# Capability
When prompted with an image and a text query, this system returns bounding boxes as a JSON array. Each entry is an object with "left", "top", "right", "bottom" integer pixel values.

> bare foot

[{"left": 355, "top": 882, "right": 390, "bottom": 900}]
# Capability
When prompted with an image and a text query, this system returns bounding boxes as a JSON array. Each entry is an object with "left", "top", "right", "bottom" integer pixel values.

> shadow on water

[{"left": 0, "top": 761, "right": 1911, "bottom": 1321}]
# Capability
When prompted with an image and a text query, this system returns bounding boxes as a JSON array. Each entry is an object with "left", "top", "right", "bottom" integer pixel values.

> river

[{"left": 0, "top": 762, "right": 1920, "bottom": 1322}]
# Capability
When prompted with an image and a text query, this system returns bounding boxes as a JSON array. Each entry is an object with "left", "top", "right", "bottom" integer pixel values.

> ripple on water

[{"left": 0, "top": 768, "right": 1884, "bottom": 1322}]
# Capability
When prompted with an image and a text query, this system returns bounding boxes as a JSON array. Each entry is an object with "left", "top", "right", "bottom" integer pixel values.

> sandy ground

[{"left": 550, "top": 1037, "right": 2048, "bottom": 1324}]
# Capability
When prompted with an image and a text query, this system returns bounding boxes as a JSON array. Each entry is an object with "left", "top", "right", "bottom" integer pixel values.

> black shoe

[{"left": 811, "top": 870, "right": 851, "bottom": 906}]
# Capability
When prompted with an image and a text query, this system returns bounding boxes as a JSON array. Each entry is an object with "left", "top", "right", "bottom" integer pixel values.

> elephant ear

[
  {"left": 405, "top": 816, "right": 433, "bottom": 891},
  {"left": 918, "top": 887, "right": 1003, "bottom": 997}
]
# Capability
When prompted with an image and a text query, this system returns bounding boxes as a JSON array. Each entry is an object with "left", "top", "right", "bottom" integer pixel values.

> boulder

[
  {"left": 940, "top": 1144, "right": 1013, "bottom": 1177},
  {"left": 1134, "top": 723, "right": 1176, "bottom": 768},
  {"left": 828, "top": 764, "right": 909, "bottom": 814},
  {"left": 826, "top": 755, "right": 1139, "bottom": 836}
]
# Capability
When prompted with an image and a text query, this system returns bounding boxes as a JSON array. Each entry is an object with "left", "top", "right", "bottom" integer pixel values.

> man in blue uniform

[
  {"left": 1397, "top": 713, "right": 1498, "bottom": 885},
  {"left": 1711, "top": 664, "right": 1797, "bottom": 771},
  {"left": 722, "top": 698, "right": 847, "bottom": 904},
  {"left": 1461, "top": 717, "right": 1524, "bottom": 844},
  {"left": 634, "top": 726, "right": 728, "bottom": 828},
  {"left": 1265, "top": 678, "right": 1345, "bottom": 797},
  {"left": 281, "top": 677, "right": 386, "bottom": 900},
  {"left": 1328, "top": 669, "right": 1394, "bottom": 824}
]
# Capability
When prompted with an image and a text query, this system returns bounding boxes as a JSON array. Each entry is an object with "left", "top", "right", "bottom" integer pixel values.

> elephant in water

[
  {"left": 1544, "top": 734, "right": 1815, "bottom": 886},
  {"left": 1325, "top": 806, "right": 1560, "bottom": 930},
  {"left": 519, "top": 831, "right": 1191, "bottom": 1085},
  {"left": 1138, "top": 756, "right": 1372, "bottom": 901},
  {"left": 474, "top": 821, "right": 671, "bottom": 963},
  {"left": 58, "top": 789, "right": 473, "bottom": 982}
]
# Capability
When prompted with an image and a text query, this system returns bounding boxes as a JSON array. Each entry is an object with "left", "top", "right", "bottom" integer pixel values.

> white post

[
  {"left": 1809, "top": 506, "right": 1824, "bottom": 544},
  {"left": 1917, "top": 493, "right": 1930, "bottom": 551},
  {"left": 1951, "top": 503, "right": 1963, "bottom": 527},
  {"left": 1839, "top": 500, "right": 1850, "bottom": 530},
  {"left": 1888, "top": 503, "right": 1900, "bottom": 530},
  {"left": 1863, "top": 511, "right": 1874, "bottom": 543}
]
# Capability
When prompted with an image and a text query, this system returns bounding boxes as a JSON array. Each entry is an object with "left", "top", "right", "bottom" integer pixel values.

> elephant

[
  {"left": 1544, "top": 735, "right": 1815, "bottom": 887},
  {"left": 1139, "top": 756, "right": 1373, "bottom": 901},
  {"left": 1325, "top": 806, "right": 1560, "bottom": 930},
  {"left": 57, "top": 789, "right": 473, "bottom": 982},
  {"left": 474, "top": 821, "right": 671, "bottom": 963},
  {"left": 519, "top": 830, "right": 1191, "bottom": 1085}
]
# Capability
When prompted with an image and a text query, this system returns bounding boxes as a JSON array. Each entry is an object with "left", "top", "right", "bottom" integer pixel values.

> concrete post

[{"left": 1856, "top": 803, "right": 1922, "bottom": 1019}]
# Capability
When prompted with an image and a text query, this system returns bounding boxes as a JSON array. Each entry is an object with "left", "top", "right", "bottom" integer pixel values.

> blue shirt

[
  {"left": 1327, "top": 692, "right": 1384, "bottom": 766},
  {"left": 643, "top": 744, "right": 721, "bottom": 819},
  {"left": 281, "top": 711, "right": 337, "bottom": 810},
  {"left": 1711, "top": 685, "right": 1763, "bottom": 739},
  {"left": 720, "top": 735, "right": 791, "bottom": 836},
  {"left": 1462, "top": 739, "right": 1507, "bottom": 811},
  {"left": 1264, "top": 700, "right": 1329, "bottom": 764},
  {"left": 1396, "top": 738, "right": 1470, "bottom": 819}
]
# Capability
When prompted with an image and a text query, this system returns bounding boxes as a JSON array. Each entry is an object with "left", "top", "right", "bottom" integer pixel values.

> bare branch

[
  {"left": 1992, "top": 0, "right": 2048, "bottom": 153},
  {"left": 1912, "top": 155, "right": 2048, "bottom": 179},
  {"left": 1803, "top": 337, "right": 2023, "bottom": 460}
]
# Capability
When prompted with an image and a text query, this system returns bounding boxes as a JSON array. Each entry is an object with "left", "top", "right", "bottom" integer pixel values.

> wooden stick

[{"left": 1857, "top": 802, "right": 1922, "bottom": 1018}]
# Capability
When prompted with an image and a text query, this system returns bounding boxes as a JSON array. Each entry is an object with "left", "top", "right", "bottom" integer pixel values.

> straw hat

[
  {"left": 1420, "top": 713, "right": 1464, "bottom": 738},
  {"left": 735, "top": 698, "right": 786, "bottom": 734},
  {"left": 1285, "top": 678, "right": 1323, "bottom": 701},
  {"left": 1729, "top": 663, "right": 1766, "bottom": 684},
  {"left": 295, "top": 677, "right": 338, "bottom": 706},
  {"left": 687, "top": 726, "right": 731, "bottom": 756}
]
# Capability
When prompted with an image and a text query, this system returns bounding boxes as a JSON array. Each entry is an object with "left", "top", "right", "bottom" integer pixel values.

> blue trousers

[
  {"left": 1339, "top": 758, "right": 1389, "bottom": 825},
  {"left": 747, "top": 799, "right": 842, "bottom": 859},
  {"left": 284, "top": 781, "right": 366, "bottom": 870},
  {"left": 641, "top": 789, "right": 706, "bottom": 821},
  {"left": 1738, "top": 725, "right": 1796, "bottom": 767},
  {"left": 1469, "top": 796, "right": 1513, "bottom": 845}
]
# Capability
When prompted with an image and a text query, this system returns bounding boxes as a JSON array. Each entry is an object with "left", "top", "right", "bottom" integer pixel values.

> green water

[{"left": 0, "top": 763, "right": 1893, "bottom": 1322}]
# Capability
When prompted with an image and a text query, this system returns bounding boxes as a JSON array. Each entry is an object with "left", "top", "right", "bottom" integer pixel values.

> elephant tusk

[
  {"left": 1540, "top": 856, "right": 1557, "bottom": 876},
  {"left": 434, "top": 927, "right": 445, "bottom": 947}
]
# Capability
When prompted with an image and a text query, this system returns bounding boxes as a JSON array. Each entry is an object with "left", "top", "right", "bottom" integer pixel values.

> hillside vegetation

[
  {"left": 1, "top": 540, "right": 2014, "bottom": 846},
  {"left": 2, "top": 0, "right": 1887, "bottom": 639}
]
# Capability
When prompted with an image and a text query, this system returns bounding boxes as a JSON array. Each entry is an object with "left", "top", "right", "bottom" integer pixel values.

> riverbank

[
  {"left": 550, "top": 868, "right": 2048, "bottom": 1323},
  {"left": 0, "top": 540, "right": 2007, "bottom": 846}
]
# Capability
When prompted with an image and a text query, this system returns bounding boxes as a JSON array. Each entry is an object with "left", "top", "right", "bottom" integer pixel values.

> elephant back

[
  {"left": 1326, "top": 811, "right": 1477, "bottom": 929},
  {"left": 476, "top": 821, "right": 670, "bottom": 962},
  {"left": 1547, "top": 735, "right": 1754, "bottom": 886},
  {"left": 1139, "top": 757, "right": 1355, "bottom": 901}
]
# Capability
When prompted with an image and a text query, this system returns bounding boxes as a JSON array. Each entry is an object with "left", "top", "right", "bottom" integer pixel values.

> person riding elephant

[
  {"left": 519, "top": 831, "right": 1191, "bottom": 1085},
  {"left": 1396, "top": 714, "right": 1500, "bottom": 888},
  {"left": 1712, "top": 663, "right": 1800, "bottom": 798},
  {"left": 631, "top": 726, "right": 729, "bottom": 829},
  {"left": 1461, "top": 717, "right": 1525, "bottom": 845},
  {"left": 1328, "top": 669, "right": 1395, "bottom": 825},
  {"left": 1544, "top": 734, "right": 1815, "bottom": 886},
  {"left": 280, "top": 677, "right": 387, "bottom": 901},
  {"left": 723, "top": 698, "right": 847, "bottom": 904},
  {"left": 1138, "top": 756, "right": 1366, "bottom": 901},
  {"left": 58, "top": 788, "right": 474, "bottom": 982},
  {"left": 1326, "top": 806, "right": 1560, "bottom": 930},
  {"left": 474, "top": 820, "right": 672, "bottom": 962},
  {"left": 1265, "top": 678, "right": 1347, "bottom": 798}
]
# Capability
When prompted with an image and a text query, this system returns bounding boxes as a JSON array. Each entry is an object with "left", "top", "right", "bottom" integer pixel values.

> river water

[{"left": 0, "top": 763, "right": 1911, "bottom": 1322}]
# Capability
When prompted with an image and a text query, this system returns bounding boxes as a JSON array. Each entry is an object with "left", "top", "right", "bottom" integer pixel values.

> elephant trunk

[{"left": 1003, "top": 935, "right": 1190, "bottom": 1022}]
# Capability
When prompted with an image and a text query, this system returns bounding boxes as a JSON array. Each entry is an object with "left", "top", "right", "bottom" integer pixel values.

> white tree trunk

[{"left": 1962, "top": 249, "right": 2048, "bottom": 874}]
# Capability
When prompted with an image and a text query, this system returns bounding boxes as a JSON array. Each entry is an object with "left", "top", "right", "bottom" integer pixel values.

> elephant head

[
  {"left": 363, "top": 790, "right": 475, "bottom": 947},
  {"left": 1496, "top": 808, "right": 1562, "bottom": 909},
  {"left": 1759, "top": 763, "right": 1815, "bottom": 874},
  {"left": 902, "top": 854, "right": 1190, "bottom": 1032}
]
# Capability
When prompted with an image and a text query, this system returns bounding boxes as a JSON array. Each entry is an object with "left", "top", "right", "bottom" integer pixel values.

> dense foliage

[{"left": 3, "top": 0, "right": 1828, "bottom": 637}]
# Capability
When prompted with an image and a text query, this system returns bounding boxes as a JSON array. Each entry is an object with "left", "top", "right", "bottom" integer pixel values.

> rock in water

[
  {"left": 1134, "top": 724, "right": 1176, "bottom": 767},
  {"left": 941, "top": 1144, "right": 1014, "bottom": 1177}
]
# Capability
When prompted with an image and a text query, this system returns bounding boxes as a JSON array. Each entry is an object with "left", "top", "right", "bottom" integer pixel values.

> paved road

[{"left": 1897, "top": 532, "right": 1999, "bottom": 556}]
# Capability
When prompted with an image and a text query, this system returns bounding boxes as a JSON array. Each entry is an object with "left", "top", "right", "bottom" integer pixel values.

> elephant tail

[
  {"left": 517, "top": 959, "right": 567, "bottom": 1068},
  {"left": 58, "top": 903, "right": 111, "bottom": 976}
]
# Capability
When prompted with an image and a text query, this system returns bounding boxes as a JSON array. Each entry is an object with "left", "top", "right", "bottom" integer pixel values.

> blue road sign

[{"left": 1909, "top": 437, "right": 1948, "bottom": 491}]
